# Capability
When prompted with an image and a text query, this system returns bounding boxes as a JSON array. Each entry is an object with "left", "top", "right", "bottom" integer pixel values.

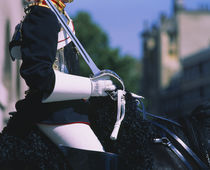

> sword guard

[
  {"left": 91, "top": 69, "right": 125, "bottom": 100},
  {"left": 92, "top": 69, "right": 125, "bottom": 89}
]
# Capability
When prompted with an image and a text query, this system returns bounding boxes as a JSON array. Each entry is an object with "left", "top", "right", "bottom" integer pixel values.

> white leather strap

[{"left": 110, "top": 90, "right": 126, "bottom": 140}]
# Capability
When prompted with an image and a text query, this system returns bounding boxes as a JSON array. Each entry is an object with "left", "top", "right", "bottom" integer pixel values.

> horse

[
  {"left": 0, "top": 92, "right": 209, "bottom": 169},
  {"left": 88, "top": 93, "right": 210, "bottom": 170}
]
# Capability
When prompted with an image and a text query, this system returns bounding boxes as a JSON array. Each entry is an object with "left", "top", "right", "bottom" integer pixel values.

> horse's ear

[{"left": 191, "top": 101, "right": 210, "bottom": 119}]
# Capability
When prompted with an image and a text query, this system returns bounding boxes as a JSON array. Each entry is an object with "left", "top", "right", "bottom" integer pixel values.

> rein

[
  {"left": 153, "top": 136, "right": 193, "bottom": 170},
  {"left": 137, "top": 99, "right": 209, "bottom": 170},
  {"left": 152, "top": 121, "right": 208, "bottom": 170}
]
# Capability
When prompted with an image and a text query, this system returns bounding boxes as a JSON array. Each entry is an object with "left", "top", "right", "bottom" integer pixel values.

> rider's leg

[
  {"left": 37, "top": 123, "right": 104, "bottom": 152},
  {"left": 36, "top": 123, "right": 121, "bottom": 169},
  {"left": 36, "top": 123, "right": 121, "bottom": 170}
]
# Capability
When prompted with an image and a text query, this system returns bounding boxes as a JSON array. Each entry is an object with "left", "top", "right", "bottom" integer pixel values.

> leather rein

[{"left": 136, "top": 98, "right": 209, "bottom": 170}]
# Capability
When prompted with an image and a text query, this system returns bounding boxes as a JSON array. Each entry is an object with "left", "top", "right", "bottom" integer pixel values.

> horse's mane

[
  {"left": 88, "top": 95, "right": 210, "bottom": 169},
  {"left": 191, "top": 101, "right": 210, "bottom": 119},
  {"left": 0, "top": 113, "right": 69, "bottom": 169},
  {"left": 88, "top": 93, "right": 155, "bottom": 169}
]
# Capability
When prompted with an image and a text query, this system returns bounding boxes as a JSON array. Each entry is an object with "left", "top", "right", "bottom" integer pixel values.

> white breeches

[{"left": 37, "top": 123, "right": 104, "bottom": 152}]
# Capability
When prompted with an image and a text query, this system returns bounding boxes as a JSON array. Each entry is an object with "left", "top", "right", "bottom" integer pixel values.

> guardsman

[{"left": 10, "top": 0, "right": 119, "bottom": 169}]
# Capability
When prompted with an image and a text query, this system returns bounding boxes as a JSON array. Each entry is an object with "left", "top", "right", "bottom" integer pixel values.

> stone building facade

[
  {"left": 0, "top": 0, "right": 26, "bottom": 131},
  {"left": 161, "top": 48, "right": 210, "bottom": 116},
  {"left": 142, "top": 0, "right": 210, "bottom": 116}
]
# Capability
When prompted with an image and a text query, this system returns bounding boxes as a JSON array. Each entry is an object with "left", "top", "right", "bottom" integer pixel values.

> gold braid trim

[{"left": 26, "top": 0, "right": 66, "bottom": 13}]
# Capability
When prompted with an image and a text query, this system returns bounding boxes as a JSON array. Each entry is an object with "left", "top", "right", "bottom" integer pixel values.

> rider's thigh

[{"left": 37, "top": 123, "right": 104, "bottom": 152}]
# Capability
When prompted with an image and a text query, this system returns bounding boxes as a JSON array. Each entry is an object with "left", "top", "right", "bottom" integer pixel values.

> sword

[
  {"left": 45, "top": 0, "right": 126, "bottom": 141},
  {"left": 45, "top": 0, "right": 125, "bottom": 91},
  {"left": 45, "top": 0, "right": 100, "bottom": 75}
]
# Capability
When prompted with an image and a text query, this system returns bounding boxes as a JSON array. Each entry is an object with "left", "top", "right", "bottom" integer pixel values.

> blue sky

[{"left": 66, "top": 0, "right": 210, "bottom": 59}]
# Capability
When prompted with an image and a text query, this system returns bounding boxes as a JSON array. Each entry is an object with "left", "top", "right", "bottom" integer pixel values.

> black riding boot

[{"left": 59, "top": 146, "right": 120, "bottom": 170}]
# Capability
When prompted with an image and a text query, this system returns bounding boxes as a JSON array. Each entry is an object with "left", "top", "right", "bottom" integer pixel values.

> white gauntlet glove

[
  {"left": 90, "top": 76, "right": 116, "bottom": 97},
  {"left": 42, "top": 70, "right": 116, "bottom": 103}
]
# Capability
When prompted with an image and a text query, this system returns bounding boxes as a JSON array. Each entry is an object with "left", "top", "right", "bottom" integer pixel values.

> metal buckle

[{"left": 154, "top": 137, "right": 171, "bottom": 146}]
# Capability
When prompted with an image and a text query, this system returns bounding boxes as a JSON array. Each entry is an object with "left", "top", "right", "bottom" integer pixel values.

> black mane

[{"left": 89, "top": 94, "right": 155, "bottom": 169}]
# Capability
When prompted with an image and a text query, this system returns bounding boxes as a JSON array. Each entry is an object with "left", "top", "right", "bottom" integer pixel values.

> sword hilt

[{"left": 91, "top": 69, "right": 125, "bottom": 100}]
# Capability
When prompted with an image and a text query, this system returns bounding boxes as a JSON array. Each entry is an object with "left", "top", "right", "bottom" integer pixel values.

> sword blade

[{"left": 45, "top": 0, "right": 101, "bottom": 75}]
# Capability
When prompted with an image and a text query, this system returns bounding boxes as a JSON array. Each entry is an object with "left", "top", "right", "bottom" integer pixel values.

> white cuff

[{"left": 42, "top": 70, "right": 91, "bottom": 103}]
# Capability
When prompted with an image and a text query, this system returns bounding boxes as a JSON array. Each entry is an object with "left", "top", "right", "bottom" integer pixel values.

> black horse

[
  {"left": 88, "top": 94, "right": 210, "bottom": 170},
  {"left": 0, "top": 93, "right": 209, "bottom": 169}
]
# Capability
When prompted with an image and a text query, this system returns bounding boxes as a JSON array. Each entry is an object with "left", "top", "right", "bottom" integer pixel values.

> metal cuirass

[{"left": 54, "top": 42, "right": 80, "bottom": 75}]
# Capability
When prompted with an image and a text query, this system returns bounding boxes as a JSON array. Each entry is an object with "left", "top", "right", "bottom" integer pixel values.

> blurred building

[
  {"left": 142, "top": 0, "right": 210, "bottom": 117},
  {"left": 0, "top": 0, "right": 26, "bottom": 131},
  {"left": 161, "top": 48, "right": 210, "bottom": 116}
]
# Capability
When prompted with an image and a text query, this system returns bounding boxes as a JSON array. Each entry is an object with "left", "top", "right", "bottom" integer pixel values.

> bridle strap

[
  {"left": 137, "top": 98, "right": 209, "bottom": 169},
  {"left": 152, "top": 121, "right": 209, "bottom": 170},
  {"left": 137, "top": 100, "right": 182, "bottom": 127},
  {"left": 154, "top": 137, "right": 193, "bottom": 170}
]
